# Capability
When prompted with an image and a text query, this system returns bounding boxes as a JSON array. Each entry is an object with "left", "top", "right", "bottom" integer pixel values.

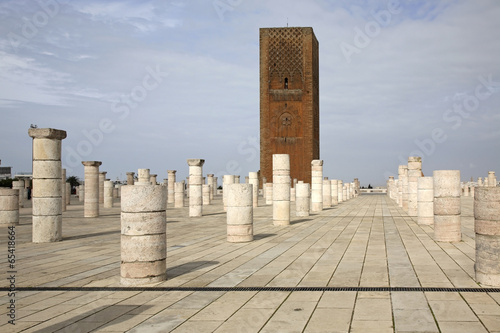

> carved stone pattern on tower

[{"left": 268, "top": 28, "right": 304, "bottom": 84}]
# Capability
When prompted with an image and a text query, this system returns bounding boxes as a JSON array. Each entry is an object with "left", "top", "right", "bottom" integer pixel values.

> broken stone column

[
  {"left": 343, "top": 184, "right": 347, "bottom": 202},
  {"left": 323, "top": 178, "right": 331, "bottom": 208},
  {"left": 262, "top": 177, "right": 267, "bottom": 199},
  {"left": 311, "top": 160, "right": 323, "bottom": 212},
  {"left": 470, "top": 185, "right": 475, "bottom": 198},
  {"left": 174, "top": 182, "right": 184, "bottom": 208},
  {"left": 401, "top": 165, "right": 409, "bottom": 212},
  {"left": 99, "top": 171, "right": 107, "bottom": 203},
  {"left": 234, "top": 175, "right": 240, "bottom": 183},
  {"left": 265, "top": 183, "right": 273, "bottom": 205},
  {"left": 82, "top": 161, "right": 102, "bottom": 218},
  {"left": 78, "top": 184, "right": 84, "bottom": 202},
  {"left": 203, "top": 184, "right": 211, "bottom": 206},
  {"left": 226, "top": 183, "right": 253, "bottom": 242},
  {"left": 273, "top": 154, "right": 290, "bottom": 226},
  {"left": 29, "top": 128, "right": 66, "bottom": 242},
  {"left": 249, "top": 172, "right": 259, "bottom": 208},
  {"left": 187, "top": 159, "right": 204, "bottom": 217},
  {"left": 433, "top": 170, "right": 461, "bottom": 242},
  {"left": 478, "top": 177, "right": 483, "bottom": 187},
  {"left": 296, "top": 181, "right": 310, "bottom": 217},
  {"left": 136, "top": 169, "right": 151, "bottom": 185},
  {"left": 474, "top": 187, "right": 500, "bottom": 286},
  {"left": 65, "top": 182, "right": 71, "bottom": 206},
  {"left": 150, "top": 174, "right": 157, "bottom": 185},
  {"left": 126, "top": 172, "right": 135, "bottom": 185},
  {"left": 408, "top": 157, "right": 422, "bottom": 216},
  {"left": 61, "top": 169, "right": 66, "bottom": 212},
  {"left": 121, "top": 184, "right": 166, "bottom": 286},
  {"left": 113, "top": 185, "right": 119, "bottom": 199},
  {"left": 417, "top": 177, "right": 434, "bottom": 225},
  {"left": 12, "top": 180, "right": 24, "bottom": 208},
  {"left": 214, "top": 177, "right": 218, "bottom": 196},
  {"left": 337, "top": 180, "right": 343, "bottom": 203},
  {"left": 104, "top": 180, "right": 113, "bottom": 208},
  {"left": 167, "top": 170, "right": 176, "bottom": 204},
  {"left": 0, "top": 188, "right": 19, "bottom": 225},
  {"left": 331, "top": 180, "right": 339, "bottom": 206},
  {"left": 488, "top": 171, "right": 497, "bottom": 187},
  {"left": 223, "top": 175, "right": 235, "bottom": 211},
  {"left": 207, "top": 174, "right": 214, "bottom": 200}
]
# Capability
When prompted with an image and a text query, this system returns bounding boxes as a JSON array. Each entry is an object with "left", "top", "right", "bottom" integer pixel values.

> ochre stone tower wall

[{"left": 260, "top": 27, "right": 319, "bottom": 186}]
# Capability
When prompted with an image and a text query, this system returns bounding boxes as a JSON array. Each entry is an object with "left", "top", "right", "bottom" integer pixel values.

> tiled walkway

[{"left": 1, "top": 194, "right": 499, "bottom": 332}]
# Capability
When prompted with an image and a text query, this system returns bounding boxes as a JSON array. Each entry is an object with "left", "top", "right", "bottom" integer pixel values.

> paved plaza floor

[{"left": 1, "top": 193, "right": 499, "bottom": 332}]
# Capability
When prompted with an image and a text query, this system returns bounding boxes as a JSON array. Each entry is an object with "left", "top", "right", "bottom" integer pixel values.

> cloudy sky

[{"left": 1, "top": 0, "right": 499, "bottom": 186}]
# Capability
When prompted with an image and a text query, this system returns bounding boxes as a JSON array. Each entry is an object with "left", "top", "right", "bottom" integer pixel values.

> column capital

[
  {"left": 82, "top": 161, "right": 102, "bottom": 167},
  {"left": 187, "top": 159, "right": 205, "bottom": 167},
  {"left": 29, "top": 128, "right": 67, "bottom": 140},
  {"left": 167, "top": 170, "right": 177, "bottom": 174},
  {"left": 311, "top": 159, "right": 323, "bottom": 166}
]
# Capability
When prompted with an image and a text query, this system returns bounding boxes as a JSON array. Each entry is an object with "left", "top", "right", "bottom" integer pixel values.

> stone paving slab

[{"left": 0, "top": 194, "right": 499, "bottom": 332}]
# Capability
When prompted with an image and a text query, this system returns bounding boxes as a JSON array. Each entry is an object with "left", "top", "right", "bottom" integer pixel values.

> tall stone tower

[{"left": 260, "top": 27, "right": 319, "bottom": 185}]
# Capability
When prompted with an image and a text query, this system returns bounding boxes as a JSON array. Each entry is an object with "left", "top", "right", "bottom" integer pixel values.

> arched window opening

[{"left": 284, "top": 77, "right": 288, "bottom": 89}]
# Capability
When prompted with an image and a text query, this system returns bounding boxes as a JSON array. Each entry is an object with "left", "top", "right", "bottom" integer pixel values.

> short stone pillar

[
  {"left": 187, "top": 159, "right": 205, "bottom": 217},
  {"left": 104, "top": 180, "right": 113, "bottom": 208},
  {"left": 262, "top": 177, "right": 267, "bottom": 199},
  {"left": 214, "top": 177, "right": 218, "bottom": 197},
  {"left": 337, "top": 180, "right": 343, "bottom": 203},
  {"left": 203, "top": 184, "right": 211, "bottom": 206},
  {"left": 207, "top": 174, "right": 215, "bottom": 200},
  {"left": 322, "top": 179, "right": 331, "bottom": 208},
  {"left": 331, "top": 180, "right": 339, "bottom": 206},
  {"left": 401, "top": 165, "right": 409, "bottom": 212},
  {"left": 474, "top": 187, "right": 500, "bottom": 286},
  {"left": 30, "top": 128, "right": 67, "bottom": 243},
  {"left": 290, "top": 187, "right": 296, "bottom": 202},
  {"left": 12, "top": 180, "right": 24, "bottom": 208},
  {"left": 78, "top": 185, "right": 84, "bottom": 202},
  {"left": 167, "top": 170, "right": 176, "bottom": 204},
  {"left": 433, "top": 170, "right": 461, "bottom": 242},
  {"left": 249, "top": 172, "right": 259, "bottom": 208},
  {"left": 120, "top": 185, "right": 166, "bottom": 286},
  {"left": 0, "top": 189, "right": 19, "bottom": 225},
  {"left": 234, "top": 175, "right": 240, "bottom": 183},
  {"left": 417, "top": 177, "right": 434, "bottom": 225},
  {"left": 126, "top": 172, "right": 135, "bottom": 185},
  {"left": 488, "top": 171, "right": 496, "bottom": 187},
  {"left": 343, "top": 184, "right": 347, "bottom": 202},
  {"left": 311, "top": 160, "right": 323, "bottom": 212},
  {"left": 136, "top": 169, "right": 151, "bottom": 185},
  {"left": 387, "top": 176, "right": 395, "bottom": 200},
  {"left": 245, "top": 176, "right": 249, "bottom": 184},
  {"left": 113, "top": 186, "right": 119, "bottom": 199},
  {"left": 408, "top": 157, "right": 422, "bottom": 216},
  {"left": 265, "top": 183, "right": 273, "bottom": 205},
  {"left": 273, "top": 154, "right": 290, "bottom": 226},
  {"left": 223, "top": 175, "right": 235, "bottom": 211},
  {"left": 61, "top": 169, "right": 67, "bottom": 212},
  {"left": 296, "top": 181, "right": 310, "bottom": 217},
  {"left": 99, "top": 171, "right": 107, "bottom": 204},
  {"left": 470, "top": 185, "right": 475, "bottom": 198},
  {"left": 226, "top": 184, "right": 253, "bottom": 242},
  {"left": 149, "top": 174, "right": 157, "bottom": 185},
  {"left": 66, "top": 182, "right": 71, "bottom": 206},
  {"left": 174, "top": 182, "right": 184, "bottom": 208},
  {"left": 398, "top": 165, "right": 405, "bottom": 208},
  {"left": 82, "top": 161, "right": 102, "bottom": 218}
]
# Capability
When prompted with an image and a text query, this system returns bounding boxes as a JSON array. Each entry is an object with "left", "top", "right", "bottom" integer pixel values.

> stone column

[
  {"left": 265, "top": 183, "right": 273, "bottom": 205},
  {"left": 12, "top": 180, "right": 24, "bottom": 208},
  {"left": 150, "top": 174, "right": 157, "bottom": 185},
  {"left": 187, "top": 159, "right": 204, "bottom": 217},
  {"left": 104, "top": 180, "right": 113, "bottom": 208},
  {"left": 207, "top": 174, "right": 214, "bottom": 200},
  {"left": 470, "top": 185, "right": 475, "bottom": 198},
  {"left": 290, "top": 187, "right": 296, "bottom": 202},
  {"left": 226, "top": 184, "right": 253, "bottom": 242},
  {"left": 78, "top": 184, "right": 84, "bottom": 202},
  {"left": 82, "top": 161, "right": 101, "bottom": 218},
  {"left": 65, "top": 182, "right": 71, "bottom": 206},
  {"left": 167, "top": 170, "right": 176, "bottom": 204},
  {"left": 398, "top": 165, "right": 405, "bottom": 207},
  {"left": 126, "top": 172, "right": 135, "bottom": 185},
  {"left": 478, "top": 177, "right": 483, "bottom": 187},
  {"left": 0, "top": 189, "right": 19, "bottom": 225},
  {"left": 354, "top": 178, "right": 360, "bottom": 197},
  {"left": 417, "top": 177, "right": 434, "bottom": 225},
  {"left": 135, "top": 169, "right": 150, "bottom": 185},
  {"left": 343, "top": 184, "right": 347, "bottom": 202},
  {"left": 408, "top": 157, "right": 422, "bottom": 216},
  {"left": 387, "top": 176, "right": 395, "bottom": 200},
  {"left": 273, "top": 154, "right": 290, "bottom": 226},
  {"left": 223, "top": 175, "right": 235, "bottom": 211},
  {"left": 245, "top": 176, "right": 249, "bottom": 184},
  {"left": 488, "top": 171, "right": 496, "bottom": 187},
  {"left": 401, "top": 166, "right": 409, "bottom": 211},
  {"left": 113, "top": 185, "right": 119, "bottom": 199},
  {"left": 234, "top": 175, "right": 240, "bottom": 183},
  {"left": 29, "top": 128, "right": 66, "bottom": 242},
  {"left": 262, "top": 177, "right": 267, "bottom": 199},
  {"left": 203, "top": 184, "right": 211, "bottom": 206},
  {"left": 474, "top": 187, "right": 500, "bottom": 286},
  {"left": 121, "top": 184, "right": 166, "bottom": 286},
  {"left": 61, "top": 169, "right": 66, "bottom": 211},
  {"left": 322, "top": 178, "right": 331, "bottom": 208},
  {"left": 331, "top": 180, "right": 339, "bottom": 206},
  {"left": 433, "top": 170, "right": 461, "bottom": 242},
  {"left": 311, "top": 160, "right": 323, "bottom": 212},
  {"left": 174, "top": 182, "right": 184, "bottom": 208},
  {"left": 337, "top": 180, "right": 343, "bottom": 203},
  {"left": 214, "top": 177, "right": 218, "bottom": 196},
  {"left": 248, "top": 172, "right": 259, "bottom": 208},
  {"left": 296, "top": 181, "right": 310, "bottom": 217},
  {"left": 98, "top": 171, "right": 106, "bottom": 203}
]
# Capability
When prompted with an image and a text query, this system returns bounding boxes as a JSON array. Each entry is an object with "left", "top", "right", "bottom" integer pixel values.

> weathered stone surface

[
  {"left": 273, "top": 154, "right": 290, "bottom": 226},
  {"left": 311, "top": 159, "right": 323, "bottom": 212},
  {"left": 0, "top": 189, "right": 19, "bottom": 225},
  {"left": 121, "top": 185, "right": 166, "bottom": 213},
  {"left": 296, "top": 181, "right": 310, "bottom": 217},
  {"left": 174, "top": 182, "right": 184, "bottom": 208},
  {"left": 82, "top": 161, "right": 101, "bottom": 218},
  {"left": 417, "top": 177, "right": 434, "bottom": 225},
  {"left": 226, "top": 184, "right": 253, "bottom": 242},
  {"left": 433, "top": 170, "right": 461, "bottom": 242},
  {"left": 249, "top": 172, "right": 259, "bottom": 208}
]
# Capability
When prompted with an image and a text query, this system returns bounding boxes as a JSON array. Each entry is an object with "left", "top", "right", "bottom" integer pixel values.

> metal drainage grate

[{"left": 2, "top": 286, "right": 499, "bottom": 293}]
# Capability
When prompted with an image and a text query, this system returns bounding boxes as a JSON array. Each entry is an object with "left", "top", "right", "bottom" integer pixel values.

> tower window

[{"left": 284, "top": 77, "right": 288, "bottom": 89}]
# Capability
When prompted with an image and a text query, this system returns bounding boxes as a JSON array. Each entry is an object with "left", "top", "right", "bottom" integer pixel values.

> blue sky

[{"left": 1, "top": 0, "right": 499, "bottom": 186}]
